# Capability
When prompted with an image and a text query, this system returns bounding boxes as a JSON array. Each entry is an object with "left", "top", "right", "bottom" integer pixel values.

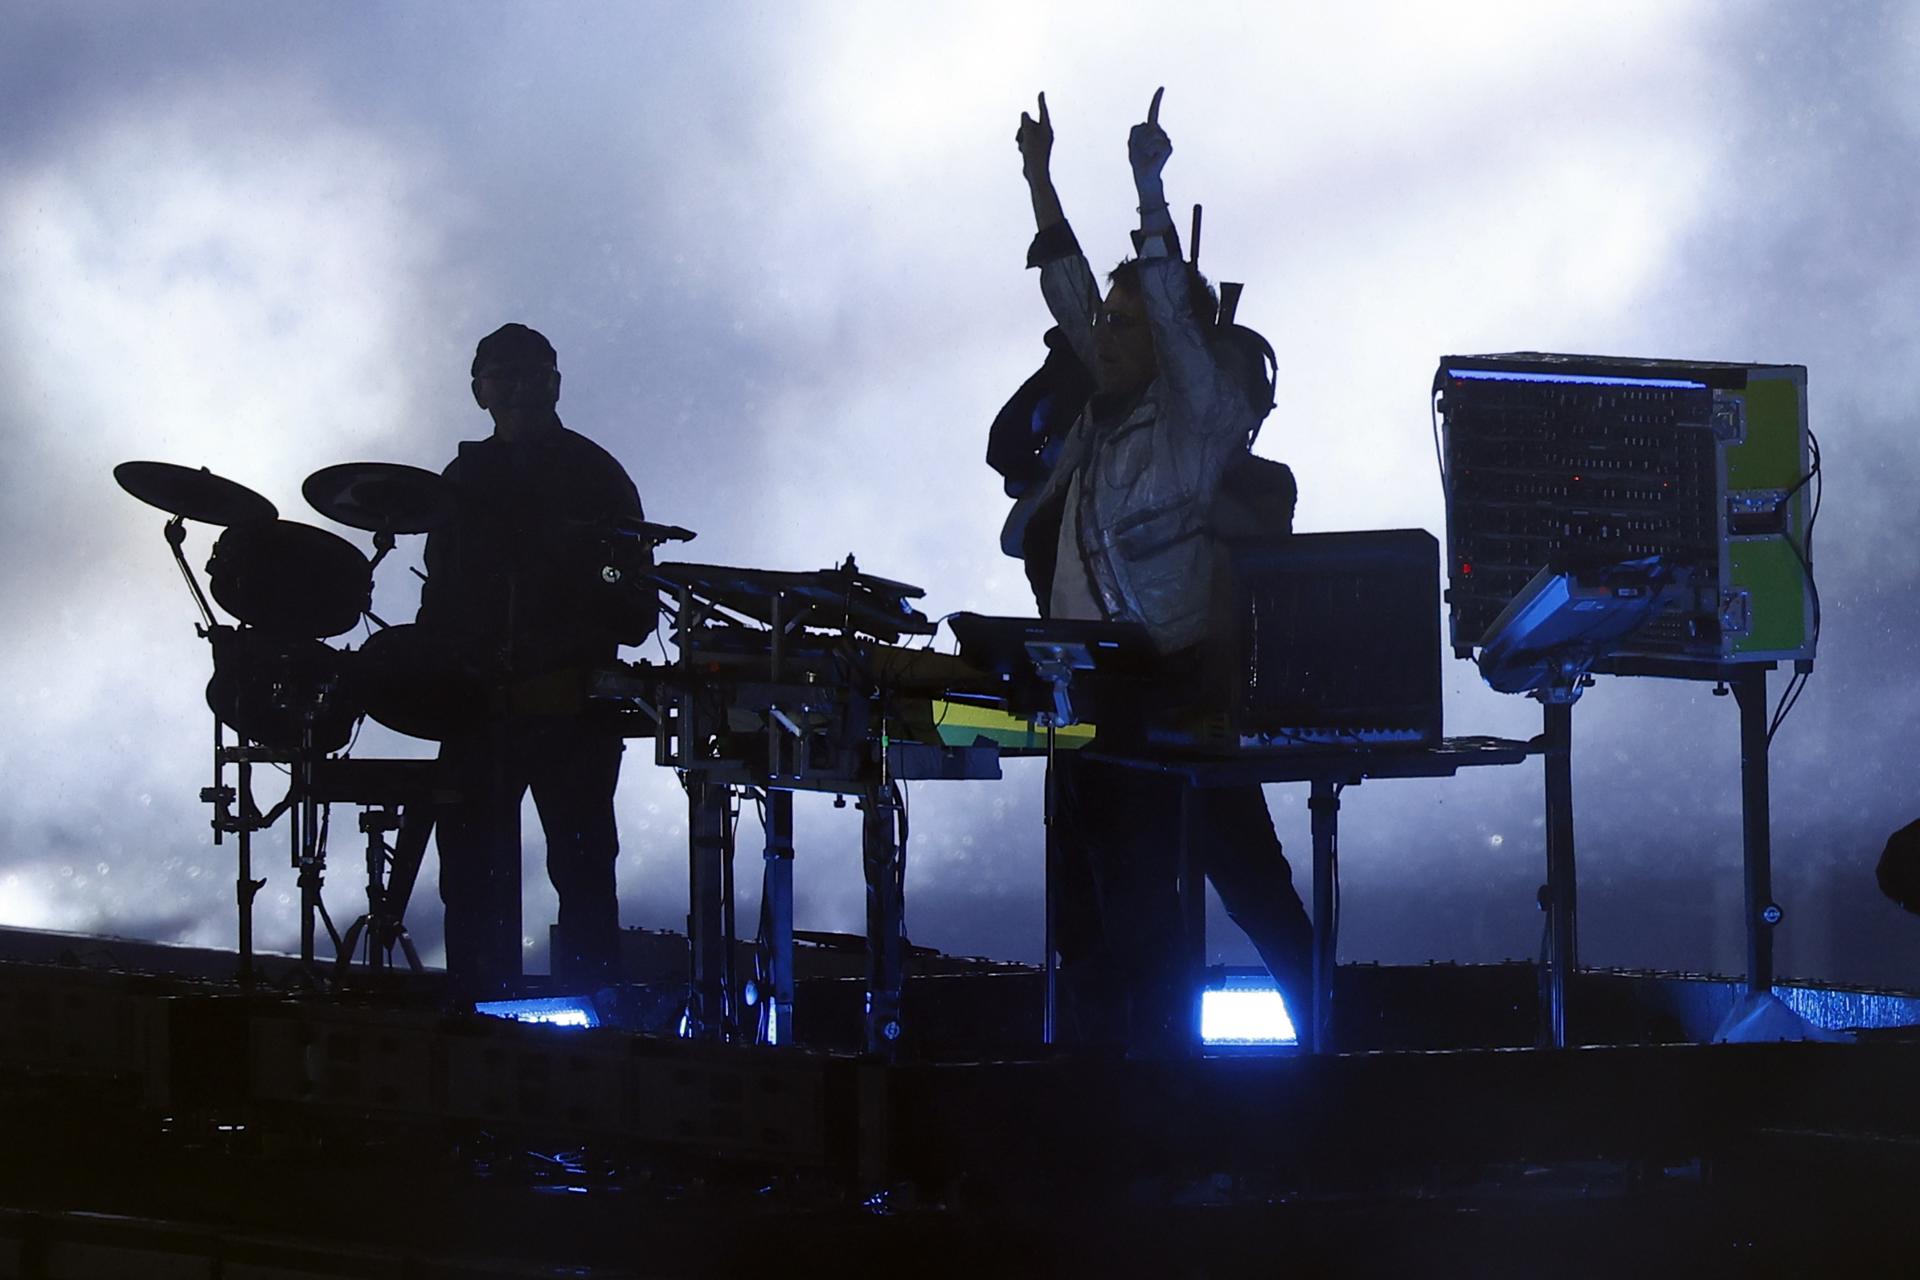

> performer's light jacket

[{"left": 1000, "top": 219, "right": 1261, "bottom": 655}]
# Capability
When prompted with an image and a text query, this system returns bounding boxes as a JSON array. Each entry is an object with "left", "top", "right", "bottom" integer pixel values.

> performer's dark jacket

[{"left": 419, "top": 423, "right": 655, "bottom": 677}]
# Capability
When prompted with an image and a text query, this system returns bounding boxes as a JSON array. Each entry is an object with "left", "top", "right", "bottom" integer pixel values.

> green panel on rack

[
  {"left": 1726, "top": 374, "right": 1805, "bottom": 491},
  {"left": 1729, "top": 537, "right": 1809, "bottom": 656}
]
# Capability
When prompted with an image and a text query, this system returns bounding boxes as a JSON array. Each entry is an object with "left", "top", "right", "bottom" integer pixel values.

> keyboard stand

[{"left": 1087, "top": 737, "right": 1536, "bottom": 1055}]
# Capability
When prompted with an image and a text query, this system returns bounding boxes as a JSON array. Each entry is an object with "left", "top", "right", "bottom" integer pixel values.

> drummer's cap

[{"left": 471, "top": 323, "right": 557, "bottom": 376}]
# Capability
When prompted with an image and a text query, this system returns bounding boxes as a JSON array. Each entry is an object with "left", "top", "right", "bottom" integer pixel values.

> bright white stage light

[
  {"left": 1200, "top": 985, "right": 1298, "bottom": 1046},
  {"left": 474, "top": 996, "right": 600, "bottom": 1029}
]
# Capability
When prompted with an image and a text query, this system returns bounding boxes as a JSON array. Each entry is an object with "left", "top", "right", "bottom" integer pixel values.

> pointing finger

[
  {"left": 1147, "top": 86, "right": 1163, "bottom": 126},
  {"left": 1038, "top": 91, "right": 1050, "bottom": 127}
]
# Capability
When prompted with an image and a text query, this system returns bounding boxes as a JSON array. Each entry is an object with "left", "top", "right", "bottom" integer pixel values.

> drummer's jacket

[
  {"left": 419, "top": 423, "right": 654, "bottom": 681},
  {"left": 1000, "top": 219, "right": 1265, "bottom": 656}
]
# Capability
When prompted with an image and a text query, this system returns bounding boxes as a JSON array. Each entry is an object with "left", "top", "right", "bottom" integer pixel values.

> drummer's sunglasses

[{"left": 475, "top": 362, "right": 556, "bottom": 384}]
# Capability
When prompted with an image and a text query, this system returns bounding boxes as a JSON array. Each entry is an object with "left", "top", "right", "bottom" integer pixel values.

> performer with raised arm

[{"left": 1006, "top": 91, "right": 1314, "bottom": 1052}]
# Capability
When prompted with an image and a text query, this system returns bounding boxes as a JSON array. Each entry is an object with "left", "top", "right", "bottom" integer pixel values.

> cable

[
  {"left": 1430, "top": 381, "right": 1451, "bottom": 497},
  {"left": 1767, "top": 667, "right": 1810, "bottom": 748},
  {"left": 918, "top": 611, "right": 959, "bottom": 652},
  {"left": 1765, "top": 426, "right": 1823, "bottom": 746},
  {"left": 890, "top": 780, "right": 910, "bottom": 925}
]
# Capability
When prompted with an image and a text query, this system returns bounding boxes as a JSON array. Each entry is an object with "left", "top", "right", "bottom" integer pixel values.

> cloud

[
  {"left": 3, "top": 2, "right": 1918, "bottom": 995},
  {"left": 0, "top": 73, "right": 450, "bottom": 951}
]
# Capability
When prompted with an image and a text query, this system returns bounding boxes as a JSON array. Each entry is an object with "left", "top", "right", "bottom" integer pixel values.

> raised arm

[
  {"left": 1017, "top": 92, "right": 1100, "bottom": 368},
  {"left": 1127, "top": 89, "right": 1234, "bottom": 422},
  {"left": 1017, "top": 92, "right": 1063, "bottom": 232}
]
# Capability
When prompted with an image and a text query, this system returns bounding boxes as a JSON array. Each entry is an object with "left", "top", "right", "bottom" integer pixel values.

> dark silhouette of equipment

[
  {"left": 1184, "top": 530, "right": 1443, "bottom": 752},
  {"left": 302, "top": 462, "right": 454, "bottom": 537},
  {"left": 593, "top": 557, "right": 1008, "bottom": 1056},
  {"left": 207, "top": 520, "right": 371, "bottom": 637},
  {"left": 114, "top": 461, "right": 279, "bottom": 527},
  {"left": 116, "top": 460, "right": 360, "bottom": 984},
  {"left": 1436, "top": 352, "right": 1815, "bottom": 668},
  {"left": 949, "top": 614, "right": 1157, "bottom": 1044},
  {"left": 1438, "top": 352, "right": 1818, "bottom": 1050},
  {"left": 1476, "top": 557, "right": 1691, "bottom": 698},
  {"left": 117, "top": 455, "right": 657, "bottom": 986}
]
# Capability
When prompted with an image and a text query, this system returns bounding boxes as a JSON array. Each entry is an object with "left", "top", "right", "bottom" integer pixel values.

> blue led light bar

[
  {"left": 1200, "top": 984, "right": 1298, "bottom": 1045},
  {"left": 1447, "top": 368, "right": 1706, "bottom": 390},
  {"left": 474, "top": 996, "right": 600, "bottom": 1029}
]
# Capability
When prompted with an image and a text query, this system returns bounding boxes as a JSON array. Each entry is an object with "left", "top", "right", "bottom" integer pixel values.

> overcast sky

[{"left": 3, "top": 1, "right": 1917, "bottom": 992}]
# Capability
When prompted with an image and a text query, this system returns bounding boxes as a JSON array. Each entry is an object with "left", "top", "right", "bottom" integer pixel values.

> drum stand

[
  {"left": 684, "top": 772, "right": 739, "bottom": 1040},
  {"left": 336, "top": 803, "right": 428, "bottom": 976},
  {"left": 153, "top": 513, "right": 274, "bottom": 990},
  {"left": 203, "top": 720, "right": 269, "bottom": 988},
  {"left": 204, "top": 705, "right": 341, "bottom": 987}
]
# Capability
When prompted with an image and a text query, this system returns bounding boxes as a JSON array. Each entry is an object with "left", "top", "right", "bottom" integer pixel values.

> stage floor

[{"left": 0, "top": 926, "right": 1916, "bottom": 1275}]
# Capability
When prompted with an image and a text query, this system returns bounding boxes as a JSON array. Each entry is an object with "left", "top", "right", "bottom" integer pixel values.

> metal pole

[
  {"left": 1542, "top": 699, "right": 1577, "bottom": 1049},
  {"left": 224, "top": 723, "right": 256, "bottom": 990},
  {"left": 363, "top": 814, "right": 388, "bottom": 973},
  {"left": 296, "top": 738, "right": 315, "bottom": 970},
  {"left": 1177, "top": 777, "right": 1206, "bottom": 1055},
  {"left": 862, "top": 784, "right": 905, "bottom": 1056},
  {"left": 1733, "top": 668, "right": 1777, "bottom": 996},
  {"left": 1042, "top": 723, "right": 1058, "bottom": 1046},
  {"left": 763, "top": 790, "right": 795, "bottom": 1047},
  {"left": 686, "top": 775, "right": 729, "bottom": 1038},
  {"left": 1308, "top": 779, "right": 1340, "bottom": 1055}
]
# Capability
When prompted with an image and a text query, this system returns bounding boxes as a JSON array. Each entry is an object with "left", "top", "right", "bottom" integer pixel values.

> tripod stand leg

[
  {"left": 335, "top": 916, "right": 369, "bottom": 982},
  {"left": 381, "top": 805, "right": 434, "bottom": 939}
]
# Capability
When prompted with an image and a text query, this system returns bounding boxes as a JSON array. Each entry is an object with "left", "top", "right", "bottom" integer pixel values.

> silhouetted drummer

[{"left": 419, "top": 323, "right": 656, "bottom": 996}]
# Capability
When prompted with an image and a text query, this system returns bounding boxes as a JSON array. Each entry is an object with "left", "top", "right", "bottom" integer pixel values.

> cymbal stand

[
  {"left": 204, "top": 725, "right": 270, "bottom": 989},
  {"left": 361, "top": 529, "right": 394, "bottom": 628},
  {"left": 161, "top": 514, "right": 269, "bottom": 988},
  {"left": 162, "top": 516, "right": 217, "bottom": 631}
]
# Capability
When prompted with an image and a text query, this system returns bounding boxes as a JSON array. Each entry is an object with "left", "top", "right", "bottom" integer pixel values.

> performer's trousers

[
  {"left": 1053, "top": 751, "right": 1313, "bottom": 1054},
  {"left": 436, "top": 718, "right": 625, "bottom": 997}
]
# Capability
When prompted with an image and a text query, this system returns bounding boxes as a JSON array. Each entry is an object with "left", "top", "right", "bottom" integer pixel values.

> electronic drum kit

[
  {"left": 114, "top": 455, "right": 954, "bottom": 1031},
  {"left": 115, "top": 458, "right": 456, "bottom": 748},
  {"left": 116, "top": 453, "right": 707, "bottom": 982}
]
